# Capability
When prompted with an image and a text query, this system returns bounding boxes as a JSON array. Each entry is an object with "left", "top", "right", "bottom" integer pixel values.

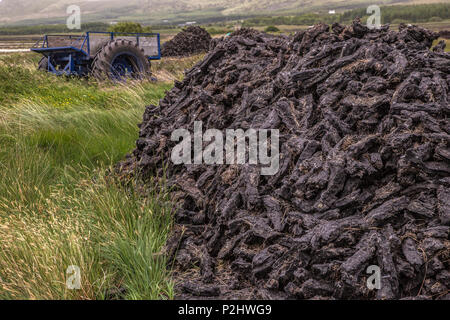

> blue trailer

[{"left": 31, "top": 31, "right": 161, "bottom": 80}]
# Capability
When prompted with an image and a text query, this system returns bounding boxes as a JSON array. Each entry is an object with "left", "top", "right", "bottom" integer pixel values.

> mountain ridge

[{"left": 0, "top": 0, "right": 443, "bottom": 26}]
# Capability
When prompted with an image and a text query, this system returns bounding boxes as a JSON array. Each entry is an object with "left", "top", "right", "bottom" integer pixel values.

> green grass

[{"left": 0, "top": 52, "right": 201, "bottom": 300}]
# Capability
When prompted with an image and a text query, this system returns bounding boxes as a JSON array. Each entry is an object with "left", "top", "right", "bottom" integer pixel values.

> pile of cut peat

[
  {"left": 121, "top": 21, "right": 450, "bottom": 300},
  {"left": 440, "top": 30, "right": 450, "bottom": 39},
  {"left": 161, "top": 26, "right": 212, "bottom": 57}
]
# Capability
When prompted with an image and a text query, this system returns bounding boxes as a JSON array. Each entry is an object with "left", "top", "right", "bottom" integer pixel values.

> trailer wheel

[
  {"left": 90, "top": 40, "right": 110, "bottom": 58},
  {"left": 91, "top": 39, "right": 151, "bottom": 81},
  {"left": 38, "top": 57, "right": 48, "bottom": 71}
]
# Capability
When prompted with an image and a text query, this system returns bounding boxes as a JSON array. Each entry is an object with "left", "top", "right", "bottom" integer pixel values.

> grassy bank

[{"left": 0, "top": 52, "right": 201, "bottom": 299}]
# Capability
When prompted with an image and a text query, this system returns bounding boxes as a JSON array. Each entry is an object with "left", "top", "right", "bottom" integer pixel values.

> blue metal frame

[{"left": 31, "top": 31, "right": 161, "bottom": 76}]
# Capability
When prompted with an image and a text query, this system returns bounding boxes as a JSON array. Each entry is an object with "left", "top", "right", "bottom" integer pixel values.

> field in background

[
  {"left": 1, "top": 2, "right": 449, "bottom": 36},
  {"left": 0, "top": 52, "right": 202, "bottom": 299},
  {"left": 3, "top": 0, "right": 445, "bottom": 27}
]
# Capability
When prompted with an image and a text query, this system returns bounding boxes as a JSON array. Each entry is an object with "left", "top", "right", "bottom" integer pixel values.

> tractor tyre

[
  {"left": 89, "top": 39, "right": 110, "bottom": 58},
  {"left": 38, "top": 57, "right": 49, "bottom": 71},
  {"left": 91, "top": 39, "right": 151, "bottom": 81}
]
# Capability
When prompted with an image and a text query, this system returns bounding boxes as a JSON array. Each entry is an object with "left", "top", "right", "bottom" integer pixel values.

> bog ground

[{"left": 0, "top": 52, "right": 201, "bottom": 299}]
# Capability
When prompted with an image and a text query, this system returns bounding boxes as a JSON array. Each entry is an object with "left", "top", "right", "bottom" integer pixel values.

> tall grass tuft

[{"left": 0, "top": 52, "right": 201, "bottom": 299}]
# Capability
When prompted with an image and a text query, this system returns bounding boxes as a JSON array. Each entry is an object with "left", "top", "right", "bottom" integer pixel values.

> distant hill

[{"left": 0, "top": 0, "right": 445, "bottom": 26}]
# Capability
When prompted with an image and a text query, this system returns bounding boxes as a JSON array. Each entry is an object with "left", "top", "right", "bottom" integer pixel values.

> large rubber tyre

[
  {"left": 38, "top": 57, "right": 48, "bottom": 71},
  {"left": 91, "top": 39, "right": 151, "bottom": 81},
  {"left": 89, "top": 39, "right": 110, "bottom": 58}
]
